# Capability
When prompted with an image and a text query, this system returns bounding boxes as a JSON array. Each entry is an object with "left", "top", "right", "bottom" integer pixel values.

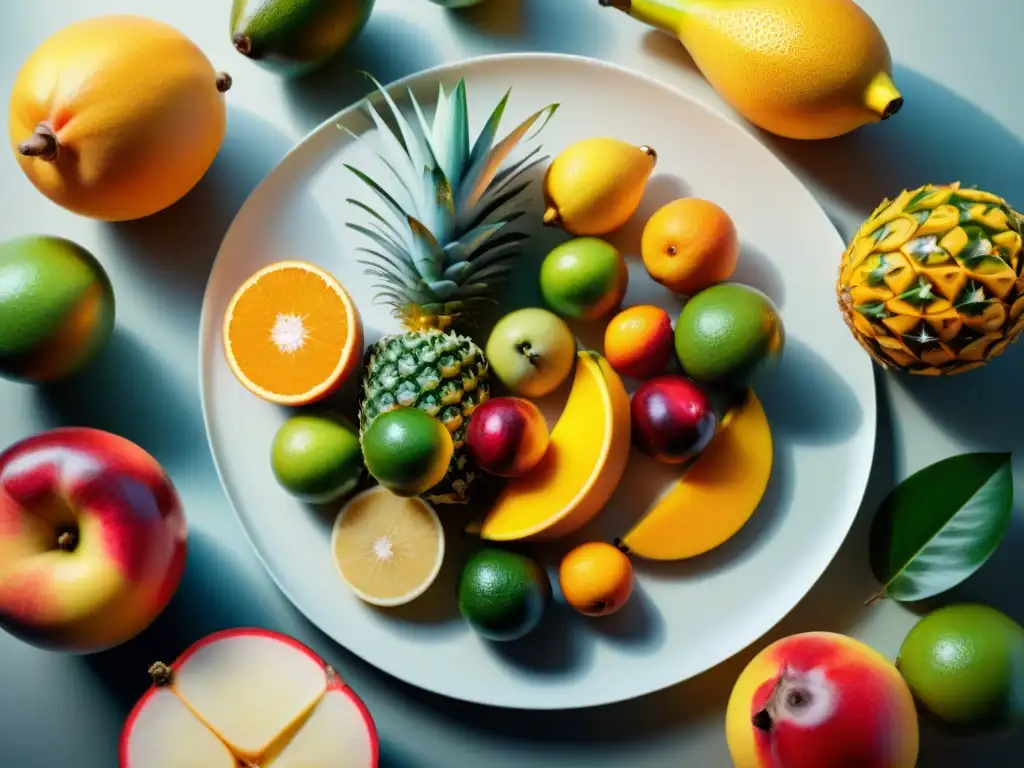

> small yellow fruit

[
  {"left": 559, "top": 542, "right": 633, "bottom": 617},
  {"left": 542, "top": 137, "right": 657, "bottom": 236}
]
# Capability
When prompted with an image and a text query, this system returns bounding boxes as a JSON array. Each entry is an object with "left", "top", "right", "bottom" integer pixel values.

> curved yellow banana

[
  {"left": 477, "top": 351, "right": 631, "bottom": 541},
  {"left": 617, "top": 390, "right": 772, "bottom": 560}
]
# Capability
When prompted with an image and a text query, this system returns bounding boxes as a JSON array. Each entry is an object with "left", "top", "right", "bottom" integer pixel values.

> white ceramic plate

[{"left": 199, "top": 53, "right": 877, "bottom": 709}]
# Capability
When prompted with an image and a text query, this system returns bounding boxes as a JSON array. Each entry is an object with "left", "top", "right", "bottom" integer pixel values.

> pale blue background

[{"left": 2, "top": 1, "right": 1022, "bottom": 765}]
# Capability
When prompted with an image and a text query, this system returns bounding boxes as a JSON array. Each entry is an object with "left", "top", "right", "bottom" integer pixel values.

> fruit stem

[
  {"left": 234, "top": 34, "right": 255, "bottom": 58},
  {"left": 640, "top": 145, "right": 658, "bottom": 165},
  {"left": 864, "top": 587, "right": 887, "bottom": 606},
  {"left": 864, "top": 71, "right": 904, "bottom": 121},
  {"left": 18, "top": 123, "right": 59, "bottom": 162},
  {"left": 56, "top": 529, "right": 77, "bottom": 552},
  {"left": 542, "top": 207, "right": 561, "bottom": 227},
  {"left": 597, "top": 0, "right": 686, "bottom": 36},
  {"left": 516, "top": 341, "right": 542, "bottom": 365},
  {"left": 216, "top": 72, "right": 233, "bottom": 93},
  {"left": 148, "top": 662, "right": 174, "bottom": 687}
]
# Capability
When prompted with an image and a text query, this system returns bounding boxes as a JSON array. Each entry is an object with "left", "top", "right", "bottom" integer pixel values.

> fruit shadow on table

[
  {"left": 98, "top": 107, "right": 296, "bottom": 320},
  {"left": 78, "top": 529, "right": 283, "bottom": 715}
]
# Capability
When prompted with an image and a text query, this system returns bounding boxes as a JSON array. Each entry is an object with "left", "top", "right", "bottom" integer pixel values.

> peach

[
  {"left": 0, "top": 428, "right": 186, "bottom": 652},
  {"left": 121, "top": 628, "right": 378, "bottom": 767},
  {"left": 726, "top": 632, "right": 919, "bottom": 768}
]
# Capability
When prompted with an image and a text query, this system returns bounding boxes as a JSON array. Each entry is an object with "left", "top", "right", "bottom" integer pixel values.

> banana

[
  {"left": 476, "top": 351, "right": 631, "bottom": 541},
  {"left": 617, "top": 390, "right": 773, "bottom": 560}
]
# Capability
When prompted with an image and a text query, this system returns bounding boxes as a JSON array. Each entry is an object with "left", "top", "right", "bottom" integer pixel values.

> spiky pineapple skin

[
  {"left": 837, "top": 183, "right": 1024, "bottom": 376},
  {"left": 358, "top": 329, "right": 490, "bottom": 504}
]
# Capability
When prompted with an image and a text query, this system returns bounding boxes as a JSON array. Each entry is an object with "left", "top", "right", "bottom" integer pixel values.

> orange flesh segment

[
  {"left": 225, "top": 262, "right": 355, "bottom": 400},
  {"left": 479, "top": 353, "right": 631, "bottom": 540},
  {"left": 622, "top": 391, "right": 773, "bottom": 560}
]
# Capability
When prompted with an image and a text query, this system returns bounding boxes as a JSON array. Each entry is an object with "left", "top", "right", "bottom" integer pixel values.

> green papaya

[{"left": 231, "top": 0, "right": 376, "bottom": 76}]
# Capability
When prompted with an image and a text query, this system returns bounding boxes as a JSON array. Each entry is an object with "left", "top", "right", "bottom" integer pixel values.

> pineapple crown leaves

[{"left": 343, "top": 72, "right": 559, "bottom": 324}]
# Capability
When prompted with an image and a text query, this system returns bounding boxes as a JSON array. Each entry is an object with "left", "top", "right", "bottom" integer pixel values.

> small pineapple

[
  {"left": 347, "top": 76, "right": 558, "bottom": 503},
  {"left": 837, "top": 183, "right": 1024, "bottom": 376}
]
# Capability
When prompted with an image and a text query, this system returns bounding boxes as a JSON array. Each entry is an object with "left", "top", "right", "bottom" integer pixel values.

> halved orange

[{"left": 222, "top": 260, "right": 363, "bottom": 406}]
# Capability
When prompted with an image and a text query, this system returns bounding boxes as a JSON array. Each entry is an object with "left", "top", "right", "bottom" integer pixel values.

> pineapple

[
  {"left": 837, "top": 183, "right": 1024, "bottom": 376},
  {"left": 346, "top": 76, "right": 558, "bottom": 503}
]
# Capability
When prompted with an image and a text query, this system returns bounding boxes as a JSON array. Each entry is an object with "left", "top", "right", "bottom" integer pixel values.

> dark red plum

[{"left": 630, "top": 375, "right": 717, "bottom": 464}]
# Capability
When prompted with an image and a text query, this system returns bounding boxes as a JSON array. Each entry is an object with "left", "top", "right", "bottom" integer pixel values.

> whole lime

[
  {"left": 271, "top": 413, "right": 364, "bottom": 503},
  {"left": 539, "top": 237, "right": 628, "bottom": 320},
  {"left": 0, "top": 235, "right": 115, "bottom": 383},
  {"left": 457, "top": 548, "right": 549, "bottom": 641},
  {"left": 674, "top": 283, "right": 784, "bottom": 390},
  {"left": 896, "top": 603, "right": 1024, "bottom": 734},
  {"left": 361, "top": 407, "right": 454, "bottom": 497}
]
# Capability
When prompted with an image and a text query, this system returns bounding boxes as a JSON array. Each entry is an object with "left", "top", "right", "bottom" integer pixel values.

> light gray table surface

[{"left": 2, "top": 1, "right": 1022, "bottom": 765}]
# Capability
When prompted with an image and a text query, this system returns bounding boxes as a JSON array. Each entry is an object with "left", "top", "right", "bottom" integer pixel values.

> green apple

[
  {"left": 539, "top": 237, "right": 628, "bottom": 320},
  {"left": 486, "top": 308, "right": 576, "bottom": 398}
]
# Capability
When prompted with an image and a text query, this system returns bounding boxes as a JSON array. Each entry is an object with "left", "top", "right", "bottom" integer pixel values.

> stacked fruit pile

[{"left": 217, "top": 77, "right": 786, "bottom": 642}]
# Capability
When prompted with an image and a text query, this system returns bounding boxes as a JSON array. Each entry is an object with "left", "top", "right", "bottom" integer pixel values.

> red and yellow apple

[
  {"left": 0, "top": 428, "right": 186, "bottom": 653},
  {"left": 726, "top": 632, "right": 919, "bottom": 768},
  {"left": 121, "top": 628, "right": 379, "bottom": 767}
]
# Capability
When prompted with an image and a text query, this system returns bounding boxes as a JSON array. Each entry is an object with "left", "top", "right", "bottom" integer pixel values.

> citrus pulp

[{"left": 331, "top": 486, "right": 444, "bottom": 607}]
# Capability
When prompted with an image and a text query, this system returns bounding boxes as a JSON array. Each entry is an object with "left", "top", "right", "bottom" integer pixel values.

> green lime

[
  {"left": 674, "top": 283, "right": 784, "bottom": 390},
  {"left": 271, "top": 413, "right": 364, "bottom": 503},
  {"left": 457, "top": 548, "right": 549, "bottom": 641},
  {"left": 896, "top": 603, "right": 1024, "bottom": 733},
  {"left": 0, "top": 235, "right": 115, "bottom": 383},
  {"left": 361, "top": 407, "right": 454, "bottom": 497},
  {"left": 539, "top": 237, "right": 628, "bottom": 320}
]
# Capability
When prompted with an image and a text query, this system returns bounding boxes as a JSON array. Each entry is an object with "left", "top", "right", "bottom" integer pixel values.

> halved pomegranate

[{"left": 120, "top": 628, "right": 378, "bottom": 767}]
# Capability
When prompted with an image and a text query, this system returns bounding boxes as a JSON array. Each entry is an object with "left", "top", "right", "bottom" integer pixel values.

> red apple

[
  {"left": 121, "top": 628, "right": 379, "bottom": 767},
  {"left": 726, "top": 632, "right": 919, "bottom": 768},
  {"left": 630, "top": 375, "right": 717, "bottom": 463},
  {"left": 467, "top": 397, "right": 550, "bottom": 478},
  {"left": 0, "top": 428, "right": 186, "bottom": 653}
]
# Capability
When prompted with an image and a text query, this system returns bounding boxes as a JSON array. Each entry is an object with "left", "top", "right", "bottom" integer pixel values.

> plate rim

[{"left": 198, "top": 50, "right": 878, "bottom": 710}]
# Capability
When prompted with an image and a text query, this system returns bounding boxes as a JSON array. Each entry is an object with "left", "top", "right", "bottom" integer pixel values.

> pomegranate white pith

[{"left": 120, "top": 628, "right": 378, "bottom": 767}]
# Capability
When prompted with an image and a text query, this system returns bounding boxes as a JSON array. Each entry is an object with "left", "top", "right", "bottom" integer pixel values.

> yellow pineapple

[{"left": 837, "top": 183, "right": 1024, "bottom": 375}]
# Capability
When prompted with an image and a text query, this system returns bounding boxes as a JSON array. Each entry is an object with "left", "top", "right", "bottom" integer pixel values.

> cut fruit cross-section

[
  {"left": 222, "top": 261, "right": 364, "bottom": 406},
  {"left": 331, "top": 486, "right": 445, "bottom": 607},
  {"left": 120, "top": 628, "right": 378, "bottom": 767}
]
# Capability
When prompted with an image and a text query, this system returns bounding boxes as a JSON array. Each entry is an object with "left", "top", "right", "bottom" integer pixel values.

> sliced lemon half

[{"left": 330, "top": 486, "right": 445, "bottom": 607}]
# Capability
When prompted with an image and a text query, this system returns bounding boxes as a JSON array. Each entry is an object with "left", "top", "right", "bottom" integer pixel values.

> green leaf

[{"left": 868, "top": 452, "right": 1014, "bottom": 604}]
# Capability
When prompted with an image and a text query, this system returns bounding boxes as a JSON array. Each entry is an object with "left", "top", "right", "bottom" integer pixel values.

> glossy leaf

[{"left": 868, "top": 452, "right": 1013, "bottom": 603}]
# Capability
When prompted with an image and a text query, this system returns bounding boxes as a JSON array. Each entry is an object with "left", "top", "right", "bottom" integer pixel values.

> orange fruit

[
  {"left": 223, "top": 260, "right": 363, "bottom": 406},
  {"left": 641, "top": 198, "right": 739, "bottom": 295},
  {"left": 559, "top": 542, "right": 634, "bottom": 617},
  {"left": 604, "top": 305, "right": 674, "bottom": 380},
  {"left": 10, "top": 16, "right": 230, "bottom": 221}
]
